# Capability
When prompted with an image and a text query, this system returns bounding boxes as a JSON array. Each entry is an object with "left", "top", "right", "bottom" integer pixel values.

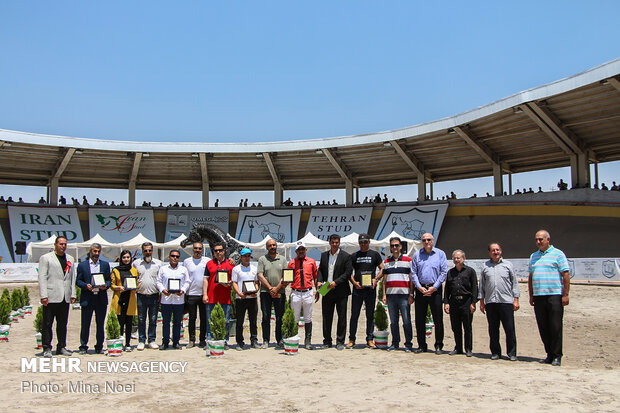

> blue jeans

[
  {"left": 161, "top": 303, "right": 184, "bottom": 346},
  {"left": 206, "top": 303, "right": 231, "bottom": 341},
  {"left": 349, "top": 288, "right": 376, "bottom": 342},
  {"left": 387, "top": 294, "right": 412, "bottom": 348},
  {"left": 137, "top": 293, "right": 159, "bottom": 344}
]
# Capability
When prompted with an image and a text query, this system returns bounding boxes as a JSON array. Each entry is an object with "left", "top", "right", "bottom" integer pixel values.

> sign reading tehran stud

[
  {"left": 236, "top": 210, "right": 301, "bottom": 243},
  {"left": 8, "top": 206, "right": 84, "bottom": 243},
  {"left": 306, "top": 207, "right": 373, "bottom": 241},
  {"left": 374, "top": 204, "right": 448, "bottom": 241},
  {"left": 88, "top": 208, "right": 156, "bottom": 242}
]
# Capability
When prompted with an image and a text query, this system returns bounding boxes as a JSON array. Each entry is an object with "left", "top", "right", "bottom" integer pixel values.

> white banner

[
  {"left": 306, "top": 207, "right": 373, "bottom": 241},
  {"left": 374, "top": 204, "right": 448, "bottom": 242},
  {"left": 0, "top": 263, "right": 38, "bottom": 282},
  {"left": 89, "top": 209, "right": 155, "bottom": 242},
  {"left": 236, "top": 210, "right": 301, "bottom": 243},
  {"left": 165, "top": 210, "right": 229, "bottom": 242},
  {"left": 452, "top": 258, "right": 620, "bottom": 283},
  {"left": 8, "top": 206, "right": 83, "bottom": 244}
]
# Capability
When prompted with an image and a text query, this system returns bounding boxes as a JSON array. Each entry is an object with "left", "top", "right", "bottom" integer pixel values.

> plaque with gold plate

[
  {"left": 361, "top": 272, "right": 373, "bottom": 288},
  {"left": 216, "top": 269, "right": 229, "bottom": 284},
  {"left": 282, "top": 268, "right": 294, "bottom": 283}
]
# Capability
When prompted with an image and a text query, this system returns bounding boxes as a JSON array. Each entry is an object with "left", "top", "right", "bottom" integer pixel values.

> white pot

[
  {"left": 425, "top": 322, "right": 434, "bottom": 336},
  {"left": 0, "top": 325, "right": 10, "bottom": 342},
  {"left": 207, "top": 339, "right": 225, "bottom": 357},
  {"left": 106, "top": 338, "right": 123, "bottom": 356},
  {"left": 373, "top": 330, "right": 389, "bottom": 348},
  {"left": 35, "top": 332, "right": 42, "bottom": 348},
  {"left": 283, "top": 336, "right": 300, "bottom": 355},
  {"left": 23, "top": 305, "right": 33, "bottom": 315}
]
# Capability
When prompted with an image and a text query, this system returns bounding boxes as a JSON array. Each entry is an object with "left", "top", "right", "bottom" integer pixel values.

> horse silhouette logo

[
  {"left": 248, "top": 219, "right": 285, "bottom": 242},
  {"left": 391, "top": 217, "right": 425, "bottom": 240}
]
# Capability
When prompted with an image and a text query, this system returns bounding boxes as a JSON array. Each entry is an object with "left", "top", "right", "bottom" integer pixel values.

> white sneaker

[
  {"left": 148, "top": 342, "right": 159, "bottom": 350},
  {"left": 137, "top": 342, "right": 145, "bottom": 351}
]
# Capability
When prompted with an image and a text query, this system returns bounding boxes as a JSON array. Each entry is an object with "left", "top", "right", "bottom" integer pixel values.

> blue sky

[{"left": 1, "top": 1, "right": 619, "bottom": 206}]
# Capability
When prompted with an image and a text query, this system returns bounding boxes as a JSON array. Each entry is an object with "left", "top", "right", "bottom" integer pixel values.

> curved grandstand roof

[{"left": 1, "top": 58, "right": 619, "bottom": 192}]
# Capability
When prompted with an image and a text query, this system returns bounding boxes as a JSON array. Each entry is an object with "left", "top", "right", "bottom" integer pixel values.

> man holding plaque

[
  {"left": 76, "top": 243, "right": 111, "bottom": 354},
  {"left": 157, "top": 250, "right": 190, "bottom": 350},
  {"left": 348, "top": 233, "right": 383, "bottom": 349},
  {"left": 318, "top": 234, "right": 352, "bottom": 350},
  {"left": 133, "top": 242, "right": 163, "bottom": 350},
  {"left": 411, "top": 233, "right": 448, "bottom": 354},
  {"left": 183, "top": 242, "right": 210, "bottom": 348},
  {"left": 287, "top": 241, "right": 318, "bottom": 350},
  {"left": 203, "top": 241, "right": 235, "bottom": 346},
  {"left": 38, "top": 236, "right": 77, "bottom": 357},
  {"left": 257, "top": 239, "right": 288, "bottom": 349},
  {"left": 231, "top": 248, "right": 260, "bottom": 350}
]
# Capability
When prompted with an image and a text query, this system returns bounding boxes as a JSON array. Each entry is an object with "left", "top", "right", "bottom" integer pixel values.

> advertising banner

[
  {"left": 8, "top": 206, "right": 83, "bottom": 244},
  {"left": 374, "top": 204, "right": 448, "bottom": 241},
  {"left": 165, "top": 210, "right": 230, "bottom": 242},
  {"left": 0, "top": 263, "right": 38, "bottom": 282},
  {"left": 236, "top": 209, "right": 301, "bottom": 243},
  {"left": 88, "top": 208, "right": 156, "bottom": 242},
  {"left": 306, "top": 207, "right": 373, "bottom": 241}
]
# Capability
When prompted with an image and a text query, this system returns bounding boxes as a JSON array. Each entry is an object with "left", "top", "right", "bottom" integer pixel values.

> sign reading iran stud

[
  {"left": 88, "top": 208, "right": 156, "bottom": 242},
  {"left": 8, "top": 206, "right": 84, "bottom": 243},
  {"left": 374, "top": 204, "right": 448, "bottom": 241},
  {"left": 306, "top": 207, "right": 373, "bottom": 241}
]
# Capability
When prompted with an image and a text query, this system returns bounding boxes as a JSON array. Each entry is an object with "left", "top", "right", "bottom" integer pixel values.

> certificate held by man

[
  {"left": 91, "top": 272, "right": 106, "bottom": 288},
  {"left": 168, "top": 278, "right": 181, "bottom": 293},
  {"left": 216, "top": 269, "right": 229, "bottom": 284},
  {"left": 361, "top": 272, "right": 373, "bottom": 287},
  {"left": 282, "top": 268, "right": 294, "bottom": 283}
]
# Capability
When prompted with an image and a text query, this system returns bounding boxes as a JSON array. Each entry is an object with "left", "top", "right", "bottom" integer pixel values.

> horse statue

[{"left": 181, "top": 223, "right": 244, "bottom": 265}]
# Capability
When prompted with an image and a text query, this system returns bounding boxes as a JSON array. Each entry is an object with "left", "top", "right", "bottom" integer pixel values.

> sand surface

[{"left": 1, "top": 282, "right": 619, "bottom": 412}]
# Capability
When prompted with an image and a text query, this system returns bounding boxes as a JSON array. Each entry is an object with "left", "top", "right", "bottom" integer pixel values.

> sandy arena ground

[{"left": 1, "top": 282, "right": 619, "bottom": 412}]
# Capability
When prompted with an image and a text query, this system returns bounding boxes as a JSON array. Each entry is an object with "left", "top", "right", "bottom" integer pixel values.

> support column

[
  {"left": 199, "top": 153, "right": 210, "bottom": 208},
  {"left": 508, "top": 173, "right": 513, "bottom": 195},
  {"left": 49, "top": 177, "right": 59, "bottom": 206},
  {"left": 128, "top": 182, "right": 136, "bottom": 208},
  {"left": 570, "top": 153, "right": 590, "bottom": 188},
  {"left": 417, "top": 171, "right": 426, "bottom": 202},
  {"left": 355, "top": 187, "right": 359, "bottom": 203},
  {"left": 429, "top": 181, "right": 434, "bottom": 201},
  {"left": 345, "top": 179, "right": 353, "bottom": 207},
  {"left": 493, "top": 163, "right": 503, "bottom": 196},
  {"left": 594, "top": 161, "right": 599, "bottom": 187},
  {"left": 274, "top": 182, "right": 283, "bottom": 207}
]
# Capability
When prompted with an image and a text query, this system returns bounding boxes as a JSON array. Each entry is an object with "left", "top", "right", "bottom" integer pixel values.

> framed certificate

[
  {"left": 361, "top": 272, "right": 373, "bottom": 287},
  {"left": 124, "top": 277, "right": 137, "bottom": 290},
  {"left": 168, "top": 278, "right": 181, "bottom": 293},
  {"left": 216, "top": 270, "right": 229, "bottom": 284},
  {"left": 242, "top": 280, "right": 257, "bottom": 294},
  {"left": 282, "top": 268, "right": 294, "bottom": 283},
  {"left": 91, "top": 273, "right": 106, "bottom": 288}
]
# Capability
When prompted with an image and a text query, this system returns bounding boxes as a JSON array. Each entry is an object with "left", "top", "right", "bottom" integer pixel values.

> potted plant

[
  {"left": 207, "top": 303, "right": 226, "bottom": 357},
  {"left": 282, "top": 307, "right": 300, "bottom": 355},
  {"left": 105, "top": 310, "right": 123, "bottom": 356},
  {"left": 0, "top": 297, "right": 10, "bottom": 342},
  {"left": 1, "top": 288, "right": 9, "bottom": 303},
  {"left": 10, "top": 289, "right": 22, "bottom": 322},
  {"left": 72, "top": 287, "right": 81, "bottom": 309},
  {"left": 33, "top": 306, "right": 43, "bottom": 348},
  {"left": 373, "top": 301, "right": 389, "bottom": 348},
  {"left": 425, "top": 305, "right": 434, "bottom": 337},
  {"left": 22, "top": 286, "right": 32, "bottom": 314}
]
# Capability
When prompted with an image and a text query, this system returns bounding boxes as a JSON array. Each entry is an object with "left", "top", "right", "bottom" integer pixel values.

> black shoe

[
  {"left": 236, "top": 344, "right": 245, "bottom": 351},
  {"left": 413, "top": 347, "right": 426, "bottom": 354},
  {"left": 187, "top": 341, "right": 195, "bottom": 349},
  {"left": 435, "top": 347, "right": 443, "bottom": 355},
  {"left": 466, "top": 350, "right": 473, "bottom": 357},
  {"left": 198, "top": 341, "right": 207, "bottom": 348},
  {"left": 491, "top": 354, "right": 500, "bottom": 360},
  {"left": 551, "top": 357, "right": 561, "bottom": 366},
  {"left": 160, "top": 343, "right": 169, "bottom": 350},
  {"left": 251, "top": 341, "right": 260, "bottom": 349},
  {"left": 336, "top": 344, "right": 345, "bottom": 351},
  {"left": 275, "top": 341, "right": 284, "bottom": 350},
  {"left": 58, "top": 348, "right": 72, "bottom": 356},
  {"left": 78, "top": 348, "right": 87, "bottom": 355},
  {"left": 94, "top": 348, "right": 104, "bottom": 354},
  {"left": 324, "top": 343, "right": 333, "bottom": 348},
  {"left": 540, "top": 355, "right": 553, "bottom": 364},
  {"left": 449, "top": 349, "right": 461, "bottom": 356},
  {"left": 171, "top": 343, "right": 181, "bottom": 350}
]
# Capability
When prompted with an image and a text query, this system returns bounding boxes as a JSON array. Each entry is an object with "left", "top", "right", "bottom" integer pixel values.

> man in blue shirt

[
  {"left": 528, "top": 230, "right": 570, "bottom": 367},
  {"left": 411, "top": 233, "right": 448, "bottom": 354}
]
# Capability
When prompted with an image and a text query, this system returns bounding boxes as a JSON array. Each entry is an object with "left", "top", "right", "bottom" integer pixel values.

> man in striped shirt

[
  {"left": 528, "top": 229, "right": 570, "bottom": 367},
  {"left": 381, "top": 237, "right": 414, "bottom": 352}
]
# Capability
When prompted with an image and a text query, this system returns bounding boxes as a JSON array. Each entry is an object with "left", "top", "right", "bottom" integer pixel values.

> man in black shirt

[
  {"left": 443, "top": 249, "right": 478, "bottom": 357},
  {"left": 347, "top": 233, "right": 384, "bottom": 348}
]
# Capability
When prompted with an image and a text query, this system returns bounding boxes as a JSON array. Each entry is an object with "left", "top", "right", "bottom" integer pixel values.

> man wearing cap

[
  {"left": 231, "top": 248, "right": 260, "bottom": 350},
  {"left": 182, "top": 242, "right": 210, "bottom": 348},
  {"left": 318, "top": 234, "right": 352, "bottom": 350},
  {"left": 257, "top": 239, "right": 288, "bottom": 349},
  {"left": 348, "top": 233, "right": 383, "bottom": 348},
  {"left": 203, "top": 241, "right": 235, "bottom": 347},
  {"left": 411, "top": 233, "right": 448, "bottom": 354},
  {"left": 287, "top": 241, "right": 319, "bottom": 350}
]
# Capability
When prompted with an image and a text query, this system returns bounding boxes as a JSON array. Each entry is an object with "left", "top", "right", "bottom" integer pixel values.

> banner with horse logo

[
  {"left": 374, "top": 204, "right": 448, "bottom": 241},
  {"left": 88, "top": 208, "right": 156, "bottom": 242},
  {"left": 236, "top": 210, "right": 301, "bottom": 243}
]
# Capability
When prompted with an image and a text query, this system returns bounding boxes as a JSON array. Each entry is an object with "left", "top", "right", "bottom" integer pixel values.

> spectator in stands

[
  {"left": 362, "top": 196, "right": 369, "bottom": 204},
  {"left": 17, "top": 197, "right": 23, "bottom": 203},
  {"left": 470, "top": 194, "right": 477, "bottom": 198},
  {"left": 239, "top": 199, "right": 243, "bottom": 207},
  {"left": 82, "top": 196, "right": 89, "bottom": 205},
  {"left": 39, "top": 197, "right": 46, "bottom": 204},
  {"left": 538, "top": 187, "right": 543, "bottom": 193},
  {"left": 390, "top": 198, "right": 396, "bottom": 203},
  {"left": 214, "top": 199, "right": 219, "bottom": 207},
  {"left": 383, "top": 194, "right": 388, "bottom": 203},
  {"left": 374, "top": 193, "right": 382, "bottom": 203},
  {"left": 601, "top": 183, "right": 609, "bottom": 190},
  {"left": 486, "top": 192, "right": 491, "bottom": 197},
  {"left": 450, "top": 192, "right": 457, "bottom": 200},
  {"left": 316, "top": 201, "right": 320, "bottom": 206},
  {"left": 332, "top": 199, "right": 338, "bottom": 205},
  {"left": 158, "top": 202, "right": 163, "bottom": 207},
  {"left": 327, "top": 201, "right": 332, "bottom": 205},
  {"left": 557, "top": 179, "right": 568, "bottom": 190},
  {"left": 528, "top": 188, "right": 534, "bottom": 193},
  {"left": 111, "top": 201, "right": 116, "bottom": 206},
  {"left": 173, "top": 202, "right": 179, "bottom": 207},
  {"left": 515, "top": 189, "right": 522, "bottom": 194},
  {"left": 244, "top": 199, "right": 248, "bottom": 207},
  {"left": 611, "top": 182, "right": 618, "bottom": 191},
  {"left": 251, "top": 203, "right": 256, "bottom": 207},
  {"left": 257, "top": 202, "right": 263, "bottom": 207}
]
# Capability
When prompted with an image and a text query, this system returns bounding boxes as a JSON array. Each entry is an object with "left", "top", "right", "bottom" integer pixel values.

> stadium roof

[{"left": 1, "top": 58, "right": 619, "bottom": 205}]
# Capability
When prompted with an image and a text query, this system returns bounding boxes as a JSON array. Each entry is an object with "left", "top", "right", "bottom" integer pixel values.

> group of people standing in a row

[{"left": 37, "top": 229, "right": 570, "bottom": 366}]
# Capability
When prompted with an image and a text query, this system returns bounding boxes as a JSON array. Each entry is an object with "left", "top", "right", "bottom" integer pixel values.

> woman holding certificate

[
  {"left": 110, "top": 250, "right": 139, "bottom": 351},
  {"left": 231, "top": 248, "right": 259, "bottom": 350}
]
